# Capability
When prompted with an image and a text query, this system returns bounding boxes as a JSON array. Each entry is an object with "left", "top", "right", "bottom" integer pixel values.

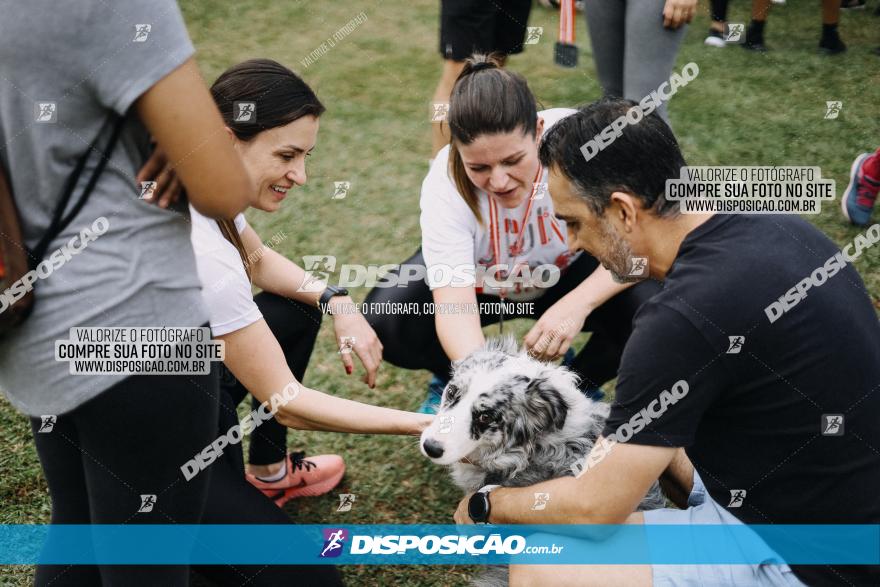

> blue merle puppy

[{"left": 420, "top": 337, "right": 665, "bottom": 500}]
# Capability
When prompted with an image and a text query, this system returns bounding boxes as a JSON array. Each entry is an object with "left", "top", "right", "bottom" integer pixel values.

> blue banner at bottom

[{"left": 1, "top": 524, "right": 878, "bottom": 565}]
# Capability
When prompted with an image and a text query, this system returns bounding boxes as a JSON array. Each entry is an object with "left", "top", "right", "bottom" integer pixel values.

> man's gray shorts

[{"left": 644, "top": 470, "right": 806, "bottom": 586}]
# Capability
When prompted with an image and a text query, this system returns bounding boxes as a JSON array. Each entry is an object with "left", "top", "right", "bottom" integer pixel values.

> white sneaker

[{"left": 704, "top": 31, "right": 727, "bottom": 48}]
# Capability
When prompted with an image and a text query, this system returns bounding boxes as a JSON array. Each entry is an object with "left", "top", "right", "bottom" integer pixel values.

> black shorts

[{"left": 439, "top": 0, "right": 533, "bottom": 61}]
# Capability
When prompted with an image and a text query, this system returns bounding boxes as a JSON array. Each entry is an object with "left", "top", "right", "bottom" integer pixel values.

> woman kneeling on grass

[
  {"left": 190, "top": 59, "right": 432, "bottom": 507},
  {"left": 366, "top": 53, "right": 662, "bottom": 413}
]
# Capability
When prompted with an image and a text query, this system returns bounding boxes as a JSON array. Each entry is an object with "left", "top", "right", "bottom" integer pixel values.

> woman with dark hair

[
  {"left": 192, "top": 59, "right": 432, "bottom": 507},
  {"left": 366, "top": 54, "right": 661, "bottom": 413}
]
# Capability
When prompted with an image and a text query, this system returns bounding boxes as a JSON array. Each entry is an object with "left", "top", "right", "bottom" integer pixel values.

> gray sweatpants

[{"left": 584, "top": 0, "right": 687, "bottom": 122}]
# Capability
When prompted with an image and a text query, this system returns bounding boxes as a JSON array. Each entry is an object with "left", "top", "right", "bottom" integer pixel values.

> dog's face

[{"left": 420, "top": 338, "right": 586, "bottom": 468}]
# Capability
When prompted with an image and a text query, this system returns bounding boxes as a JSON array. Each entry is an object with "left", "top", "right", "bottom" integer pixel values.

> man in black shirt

[{"left": 451, "top": 98, "right": 880, "bottom": 586}]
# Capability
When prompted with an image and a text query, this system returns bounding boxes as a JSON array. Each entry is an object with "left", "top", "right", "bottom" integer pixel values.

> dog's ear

[{"left": 523, "top": 376, "right": 569, "bottom": 431}]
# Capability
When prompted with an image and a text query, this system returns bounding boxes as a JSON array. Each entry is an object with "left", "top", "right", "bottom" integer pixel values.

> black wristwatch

[
  {"left": 318, "top": 285, "right": 349, "bottom": 312},
  {"left": 468, "top": 484, "right": 500, "bottom": 524}
]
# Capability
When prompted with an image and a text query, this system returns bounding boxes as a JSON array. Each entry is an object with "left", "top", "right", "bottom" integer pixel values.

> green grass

[{"left": 2, "top": 0, "right": 879, "bottom": 585}]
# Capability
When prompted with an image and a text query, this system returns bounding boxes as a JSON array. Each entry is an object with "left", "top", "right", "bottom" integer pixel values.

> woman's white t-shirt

[
  {"left": 189, "top": 205, "right": 262, "bottom": 336},
  {"left": 420, "top": 108, "right": 580, "bottom": 301}
]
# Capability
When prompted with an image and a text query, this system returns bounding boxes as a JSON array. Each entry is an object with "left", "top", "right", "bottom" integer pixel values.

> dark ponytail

[
  {"left": 209, "top": 59, "right": 325, "bottom": 279},
  {"left": 447, "top": 53, "right": 538, "bottom": 224}
]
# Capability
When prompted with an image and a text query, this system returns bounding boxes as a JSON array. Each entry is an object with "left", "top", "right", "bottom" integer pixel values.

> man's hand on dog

[
  {"left": 523, "top": 295, "right": 590, "bottom": 361},
  {"left": 453, "top": 493, "right": 476, "bottom": 525}
]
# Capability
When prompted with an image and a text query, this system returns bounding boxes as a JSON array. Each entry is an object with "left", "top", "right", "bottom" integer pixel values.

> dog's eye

[
  {"left": 445, "top": 384, "right": 459, "bottom": 400},
  {"left": 476, "top": 412, "right": 494, "bottom": 425}
]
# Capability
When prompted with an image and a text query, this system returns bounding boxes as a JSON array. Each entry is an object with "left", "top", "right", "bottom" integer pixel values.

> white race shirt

[
  {"left": 420, "top": 108, "right": 580, "bottom": 301},
  {"left": 189, "top": 205, "right": 262, "bottom": 336}
]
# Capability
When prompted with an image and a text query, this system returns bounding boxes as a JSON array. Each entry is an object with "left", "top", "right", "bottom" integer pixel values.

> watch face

[{"left": 468, "top": 492, "right": 489, "bottom": 523}]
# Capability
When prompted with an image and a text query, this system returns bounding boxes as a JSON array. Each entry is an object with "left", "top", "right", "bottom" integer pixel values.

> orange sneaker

[{"left": 246, "top": 451, "right": 345, "bottom": 507}]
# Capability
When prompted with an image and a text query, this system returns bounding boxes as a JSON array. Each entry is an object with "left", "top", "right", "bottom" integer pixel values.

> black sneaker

[
  {"left": 742, "top": 25, "right": 768, "bottom": 52},
  {"left": 819, "top": 30, "right": 847, "bottom": 55},
  {"left": 841, "top": 0, "right": 866, "bottom": 9}
]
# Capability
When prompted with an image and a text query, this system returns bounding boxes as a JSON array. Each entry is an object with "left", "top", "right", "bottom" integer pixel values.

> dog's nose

[{"left": 423, "top": 438, "right": 445, "bottom": 459}]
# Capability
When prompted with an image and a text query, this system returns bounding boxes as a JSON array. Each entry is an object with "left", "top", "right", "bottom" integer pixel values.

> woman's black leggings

[
  {"left": 220, "top": 292, "right": 323, "bottom": 466},
  {"left": 31, "top": 335, "right": 341, "bottom": 586},
  {"left": 365, "top": 249, "right": 661, "bottom": 390},
  {"left": 711, "top": 0, "right": 730, "bottom": 22}
]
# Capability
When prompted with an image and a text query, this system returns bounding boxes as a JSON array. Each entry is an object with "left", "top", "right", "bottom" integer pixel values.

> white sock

[{"left": 256, "top": 459, "right": 287, "bottom": 483}]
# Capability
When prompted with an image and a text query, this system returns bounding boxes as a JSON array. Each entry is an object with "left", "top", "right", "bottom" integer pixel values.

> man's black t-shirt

[{"left": 603, "top": 214, "right": 880, "bottom": 586}]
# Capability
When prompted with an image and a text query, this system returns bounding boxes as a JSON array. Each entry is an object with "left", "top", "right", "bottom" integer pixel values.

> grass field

[{"left": 2, "top": 0, "right": 878, "bottom": 585}]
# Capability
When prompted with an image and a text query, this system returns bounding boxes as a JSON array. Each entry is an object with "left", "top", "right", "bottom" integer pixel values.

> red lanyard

[{"left": 487, "top": 164, "right": 543, "bottom": 309}]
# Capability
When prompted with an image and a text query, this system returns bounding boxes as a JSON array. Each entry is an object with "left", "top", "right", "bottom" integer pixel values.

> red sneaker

[{"left": 246, "top": 451, "right": 345, "bottom": 507}]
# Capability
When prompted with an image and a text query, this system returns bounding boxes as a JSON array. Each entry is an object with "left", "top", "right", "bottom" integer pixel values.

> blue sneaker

[
  {"left": 841, "top": 153, "right": 880, "bottom": 226},
  {"left": 418, "top": 376, "right": 446, "bottom": 414}
]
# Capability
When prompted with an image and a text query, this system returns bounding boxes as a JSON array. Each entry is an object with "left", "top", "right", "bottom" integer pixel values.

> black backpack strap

[{"left": 30, "top": 112, "right": 127, "bottom": 267}]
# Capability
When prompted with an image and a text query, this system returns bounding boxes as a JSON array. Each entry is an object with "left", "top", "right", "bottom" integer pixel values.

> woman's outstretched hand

[{"left": 331, "top": 301, "right": 384, "bottom": 388}]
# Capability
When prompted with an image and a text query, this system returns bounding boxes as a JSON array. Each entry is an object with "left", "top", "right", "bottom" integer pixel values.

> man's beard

[{"left": 597, "top": 217, "right": 642, "bottom": 283}]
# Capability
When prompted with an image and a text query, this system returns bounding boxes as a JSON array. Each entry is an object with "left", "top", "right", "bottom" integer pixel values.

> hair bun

[{"left": 469, "top": 61, "right": 497, "bottom": 73}]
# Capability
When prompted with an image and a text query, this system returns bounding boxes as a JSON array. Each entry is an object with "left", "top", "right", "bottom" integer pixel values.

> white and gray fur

[{"left": 420, "top": 338, "right": 666, "bottom": 586}]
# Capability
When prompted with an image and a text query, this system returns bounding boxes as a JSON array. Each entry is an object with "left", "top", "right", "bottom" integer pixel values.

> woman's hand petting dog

[
  {"left": 136, "top": 141, "right": 185, "bottom": 209},
  {"left": 523, "top": 294, "right": 590, "bottom": 361},
  {"left": 332, "top": 307, "right": 384, "bottom": 388}
]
